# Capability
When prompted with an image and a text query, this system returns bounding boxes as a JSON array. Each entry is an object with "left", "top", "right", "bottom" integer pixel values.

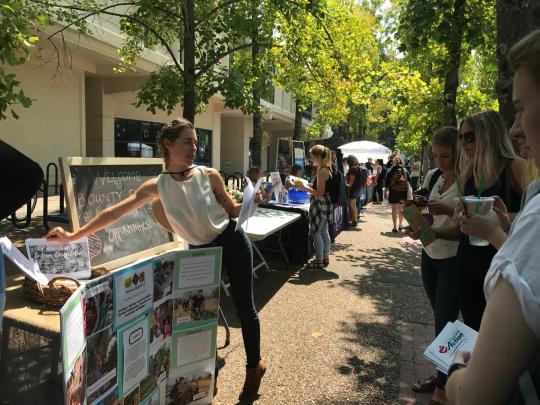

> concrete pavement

[{"left": 0, "top": 200, "right": 437, "bottom": 404}]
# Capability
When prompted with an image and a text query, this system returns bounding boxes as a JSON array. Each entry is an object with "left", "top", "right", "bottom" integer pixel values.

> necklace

[{"left": 163, "top": 165, "right": 197, "bottom": 177}]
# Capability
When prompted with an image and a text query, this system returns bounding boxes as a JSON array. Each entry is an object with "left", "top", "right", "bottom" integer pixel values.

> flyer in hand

[
  {"left": 423, "top": 320, "right": 478, "bottom": 374},
  {"left": 402, "top": 204, "right": 436, "bottom": 246}
]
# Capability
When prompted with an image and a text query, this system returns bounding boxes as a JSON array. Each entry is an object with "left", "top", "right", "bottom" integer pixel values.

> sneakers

[{"left": 239, "top": 359, "right": 267, "bottom": 401}]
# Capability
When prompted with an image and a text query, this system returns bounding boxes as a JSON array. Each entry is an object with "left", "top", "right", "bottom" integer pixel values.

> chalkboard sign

[{"left": 61, "top": 157, "right": 178, "bottom": 270}]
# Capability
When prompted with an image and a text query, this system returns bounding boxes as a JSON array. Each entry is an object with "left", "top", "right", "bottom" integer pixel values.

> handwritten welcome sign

[{"left": 61, "top": 157, "right": 177, "bottom": 270}]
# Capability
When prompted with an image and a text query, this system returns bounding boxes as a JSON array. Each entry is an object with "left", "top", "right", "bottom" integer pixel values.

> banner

[{"left": 60, "top": 247, "right": 222, "bottom": 405}]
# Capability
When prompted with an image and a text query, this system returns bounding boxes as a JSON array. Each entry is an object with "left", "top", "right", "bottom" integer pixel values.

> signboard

[
  {"left": 60, "top": 157, "right": 177, "bottom": 270},
  {"left": 60, "top": 247, "right": 221, "bottom": 405}
]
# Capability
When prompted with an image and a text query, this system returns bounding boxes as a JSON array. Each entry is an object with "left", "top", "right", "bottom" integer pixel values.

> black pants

[
  {"left": 421, "top": 251, "right": 460, "bottom": 389},
  {"left": 456, "top": 241, "right": 496, "bottom": 332},
  {"left": 411, "top": 176, "right": 419, "bottom": 191},
  {"left": 192, "top": 220, "right": 261, "bottom": 367},
  {"left": 374, "top": 183, "right": 383, "bottom": 202},
  {"left": 0, "top": 140, "right": 43, "bottom": 220}
]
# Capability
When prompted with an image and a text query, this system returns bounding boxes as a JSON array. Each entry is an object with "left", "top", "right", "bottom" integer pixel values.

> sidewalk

[{"left": 0, "top": 201, "right": 437, "bottom": 404}]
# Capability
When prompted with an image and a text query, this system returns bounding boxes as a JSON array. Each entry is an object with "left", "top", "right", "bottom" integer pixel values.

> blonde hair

[
  {"left": 508, "top": 29, "right": 540, "bottom": 85},
  {"left": 458, "top": 110, "right": 517, "bottom": 188},
  {"left": 157, "top": 118, "right": 195, "bottom": 169},
  {"left": 309, "top": 145, "right": 333, "bottom": 170},
  {"left": 393, "top": 156, "right": 404, "bottom": 166}
]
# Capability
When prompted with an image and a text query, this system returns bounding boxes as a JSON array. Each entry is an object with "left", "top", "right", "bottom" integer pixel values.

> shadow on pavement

[{"left": 329, "top": 243, "right": 433, "bottom": 403}]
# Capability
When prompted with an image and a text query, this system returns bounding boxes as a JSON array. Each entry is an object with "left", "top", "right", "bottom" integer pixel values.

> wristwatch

[{"left": 447, "top": 362, "right": 467, "bottom": 378}]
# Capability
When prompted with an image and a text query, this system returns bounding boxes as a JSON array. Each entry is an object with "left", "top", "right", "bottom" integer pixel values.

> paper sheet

[
  {"left": 235, "top": 178, "right": 262, "bottom": 231},
  {"left": 423, "top": 320, "right": 478, "bottom": 374},
  {"left": 0, "top": 236, "right": 48, "bottom": 284},
  {"left": 269, "top": 172, "right": 283, "bottom": 201},
  {"left": 26, "top": 237, "right": 92, "bottom": 280}
]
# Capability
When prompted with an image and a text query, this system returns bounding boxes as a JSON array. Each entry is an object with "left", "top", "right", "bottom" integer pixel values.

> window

[
  {"left": 115, "top": 118, "right": 163, "bottom": 158},
  {"left": 115, "top": 118, "right": 212, "bottom": 165},
  {"left": 195, "top": 128, "right": 212, "bottom": 166}
]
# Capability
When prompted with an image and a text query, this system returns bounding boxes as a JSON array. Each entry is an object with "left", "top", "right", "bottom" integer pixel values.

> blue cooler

[{"left": 288, "top": 189, "right": 309, "bottom": 204}]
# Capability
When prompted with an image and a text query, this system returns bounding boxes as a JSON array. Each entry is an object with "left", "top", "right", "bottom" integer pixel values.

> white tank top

[{"left": 157, "top": 166, "right": 229, "bottom": 246}]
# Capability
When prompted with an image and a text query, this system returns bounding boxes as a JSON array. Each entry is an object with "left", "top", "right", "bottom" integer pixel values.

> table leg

[
  {"left": 251, "top": 242, "right": 271, "bottom": 274},
  {"left": 0, "top": 319, "right": 12, "bottom": 398},
  {"left": 49, "top": 336, "right": 61, "bottom": 383},
  {"left": 218, "top": 307, "right": 230, "bottom": 349},
  {"left": 277, "top": 230, "right": 290, "bottom": 270}
]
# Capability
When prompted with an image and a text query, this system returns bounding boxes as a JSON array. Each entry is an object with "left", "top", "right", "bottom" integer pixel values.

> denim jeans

[
  {"left": 421, "top": 251, "right": 460, "bottom": 389},
  {"left": 312, "top": 219, "right": 330, "bottom": 260},
  {"left": 191, "top": 220, "right": 261, "bottom": 367}
]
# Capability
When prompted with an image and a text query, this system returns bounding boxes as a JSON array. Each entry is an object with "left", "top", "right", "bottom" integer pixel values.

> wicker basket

[{"left": 22, "top": 268, "right": 110, "bottom": 310}]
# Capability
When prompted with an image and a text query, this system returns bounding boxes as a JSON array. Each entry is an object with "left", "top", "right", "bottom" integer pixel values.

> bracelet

[{"left": 447, "top": 362, "right": 467, "bottom": 378}]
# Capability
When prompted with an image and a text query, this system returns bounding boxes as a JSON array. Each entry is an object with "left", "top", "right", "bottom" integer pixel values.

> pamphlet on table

[
  {"left": 423, "top": 320, "right": 478, "bottom": 374},
  {"left": 60, "top": 247, "right": 221, "bottom": 405},
  {"left": 0, "top": 236, "right": 48, "bottom": 284},
  {"left": 26, "top": 237, "right": 92, "bottom": 280},
  {"left": 269, "top": 171, "right": 283, "bottom": 201}
]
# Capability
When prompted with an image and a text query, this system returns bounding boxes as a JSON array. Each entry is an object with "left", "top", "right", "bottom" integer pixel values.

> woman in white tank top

[{"left": 46, "top": 118, "right": 266, "bottom": 401}]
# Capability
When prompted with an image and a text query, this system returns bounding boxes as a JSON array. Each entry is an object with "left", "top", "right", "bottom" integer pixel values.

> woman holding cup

[
  {"left": 446, "top": 30, "right": 540, "bottom": 404},
  {"left": 454, "top": 110, "right": 527, "bottom": 332}
]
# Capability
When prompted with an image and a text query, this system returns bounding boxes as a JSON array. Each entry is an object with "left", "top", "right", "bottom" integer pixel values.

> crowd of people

[
  {"left": 9, "top": 27, "right": 538, "bottom": 405},
  {"left": 401, "top": 31, "right": 540, "bottom": 405}
]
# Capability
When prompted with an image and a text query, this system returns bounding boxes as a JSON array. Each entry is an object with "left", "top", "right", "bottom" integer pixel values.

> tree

[
  {"left": 496, "top": 0, "right": 540, "bottom": 128},
  {"left": 397, "top": 0, "right": 496, "bottom": 127},
  {"left": 272, "top": 0, "right": 379, "bottom": 140}
]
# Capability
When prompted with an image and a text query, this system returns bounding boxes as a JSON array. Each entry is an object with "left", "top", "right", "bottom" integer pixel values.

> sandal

[
  {"left": 305, "top": 259, "right": 323, "bottom": 269},
  {"left": 323, "top": 257, "right": 330, "bottom": 267},
  {"left": 412, "top": 375, "right": 436, "bottom": 393}
]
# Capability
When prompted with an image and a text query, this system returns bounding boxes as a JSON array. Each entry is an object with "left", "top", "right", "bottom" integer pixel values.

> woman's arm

[
  {"left": 46, "top": 177, "right": 159, "bottom": 242},
  {"left": 208, "top": 168, "right": 242, "bottom": 217},
  {"left": 302, "top": 167, "right": 330, "bottom": 197},
  {"left": 433, "top": 225, "right": 461, "bottom": 241},
  {"left": 446, "top": 278, "right": 539, "bottom": 404}
]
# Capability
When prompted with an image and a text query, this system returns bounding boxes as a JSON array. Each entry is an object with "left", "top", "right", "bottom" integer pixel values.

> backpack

[
  {"left": 414, "top": 169, "right": 442, "bottom": 198},
  {"left": 390, "top": 167, "right": 408, "bottom": 192},
  {"left": 328, "top": 168, "right": 348, "bottom": 205}
]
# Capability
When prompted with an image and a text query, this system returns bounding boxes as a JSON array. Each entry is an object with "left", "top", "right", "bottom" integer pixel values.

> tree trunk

[
  {"left": 496, "top": 0, "right": 540, "bottom": 128},
  {"left": 293, "top": 101, "right": 303, "bottom": 140},
  {"left": 441, "top": 0, "right": 466, "bottom": 127},
  {"left": 250, "top": 3, "right": 262, "bottom": 167},
  {"left": 182, "top": 0, "right": 196, "bottom": 124}
]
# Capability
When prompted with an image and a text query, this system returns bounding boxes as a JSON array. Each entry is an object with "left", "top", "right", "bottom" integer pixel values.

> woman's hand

[
  {"left": 403, "top": 226, "right": 421, "bottom": 240},
  {"left": 428, "top": 199, "right": 453, "bottom": 216},
  {"left": 459, "top": 211, "right": 501, "bottom": 239},
  {"left": 46, "top": 227, "right": 75, "bottom": 243},
  {"left": 452, "top": 350, "right": 471, "bottom": 366},
  {"left": 491, "top": 196, "right": 511, "bottom": 232}
]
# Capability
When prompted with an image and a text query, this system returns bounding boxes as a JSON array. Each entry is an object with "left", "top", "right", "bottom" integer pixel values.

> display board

[
  {"left": 60, "top": 157, "right": 178, "bottom": 270},
  {"left": 60, "top": 247, "right": 222, "bottom": 405}
]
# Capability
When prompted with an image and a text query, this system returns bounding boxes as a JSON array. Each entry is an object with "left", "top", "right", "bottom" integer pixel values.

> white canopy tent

[{"left": 338, "top": 140, "right": 391, "bottom": 164}]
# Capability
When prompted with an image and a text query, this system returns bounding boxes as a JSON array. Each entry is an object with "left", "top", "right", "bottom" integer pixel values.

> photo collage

[{"left": 60, "top": 247, "right": 222, "bottom": 405}]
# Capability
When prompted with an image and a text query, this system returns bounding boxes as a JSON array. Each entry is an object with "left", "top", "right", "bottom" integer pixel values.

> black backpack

[
  {"left": 328, "top": 168, "right": 348, "bottom": 205},
  {"left": 389, "top": 166, "right": 408, "bottom": 192}
]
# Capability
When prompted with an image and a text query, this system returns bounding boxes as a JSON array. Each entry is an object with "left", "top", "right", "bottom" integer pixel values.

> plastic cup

[{"left": 462, "top": 196, "right": 495, "bottom": 246}]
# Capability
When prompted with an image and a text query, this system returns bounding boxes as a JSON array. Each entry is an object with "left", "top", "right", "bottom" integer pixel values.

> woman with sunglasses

[
  {"left": 454, "top": 110, "right": 527, "bottom": 332},
  {"left": 46, "top": 118, "right": 266, "bottom": 401},
  {"left": 446, "top": 30, "right": 540, "bottom": 404}
]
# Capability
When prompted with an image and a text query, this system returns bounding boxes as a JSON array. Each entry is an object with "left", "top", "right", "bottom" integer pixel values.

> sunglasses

[{"left": 458, "top": 131, "right": 476, "bottom": 143}]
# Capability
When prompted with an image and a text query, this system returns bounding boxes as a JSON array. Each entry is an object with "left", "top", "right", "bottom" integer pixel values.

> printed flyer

[
  {"left": 60, "top": 246, "right": 221, "bottom": 405},
  {"left": 26, "top": 237, "right": 92, "bottom": 280}
]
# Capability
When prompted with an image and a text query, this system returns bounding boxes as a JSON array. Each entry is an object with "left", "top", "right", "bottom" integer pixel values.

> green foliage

[
  {"left": 0, "top": 0, "right": 94, "bottom": 120},
  {"left": 273, "top": 0, "right": 379, "bottom": 139}
]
